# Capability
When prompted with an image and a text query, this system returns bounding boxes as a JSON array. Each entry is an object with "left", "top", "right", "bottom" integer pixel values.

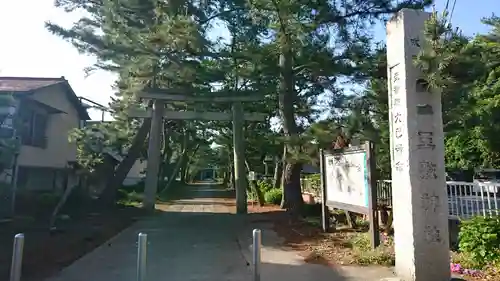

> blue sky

[{"left": 0, "top": 0, "right": 497, "bottom": 121}]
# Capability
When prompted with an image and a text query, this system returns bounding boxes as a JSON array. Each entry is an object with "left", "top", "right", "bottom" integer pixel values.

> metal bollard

[
  {"left": 137, "top": 233, "right": 148, "bottom": 281},
  {"left": 252, "top": 229, "right": 262, "bottom": 281},
  {"left": 10, "top": 233, "right": 24, "bottom": 281}
]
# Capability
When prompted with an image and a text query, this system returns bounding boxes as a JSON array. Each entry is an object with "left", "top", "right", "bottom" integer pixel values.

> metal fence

[
  {"left": 376, "top": 180, "right": 500, "bottom": 220},
  {"left": 300, "top": 177, "right": 320, "bottom": 197},
  {"left": 301, "top": 177, "right": 500, "bottom": 220}
]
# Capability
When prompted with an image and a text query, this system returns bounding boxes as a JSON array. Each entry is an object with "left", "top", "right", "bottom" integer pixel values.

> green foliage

[
  {"left": 0, "top": 138, "right": 20, "bottom": 166},
  {"left": 302, "top": 174, "right": 321, "bottom": 195},
  {"left": 48, "top": 0, "right": 433, "bottom": 210},
  {"left": 257, "top": 180, "right": 273, "bottom": 193},
  {"left": 459, "top": 216, "right": 500, "bottom": 267},
  {"left": 117, "top": 190, "right": 143, "bottom": 206},
  {"left": 0, "top": 94, "right": 21, "bottom": 172},
  {"left": 450, "top": 251, "right": 479, "bottom": 271},
  {"left": 264, "top": 188, "right": 283, "bottom": 205},
  {"left": 301, "top": 203, "right": 322, "bottom": 217},
  {"left": 0, "top": 94, "right": 15, "bottom": 106},
  {"left": 349, "top": 233, "right": 395, "bottom": 266},
  {"left": 414, "top": 12, "right": 500, "bottom": 170},
  {"left": 37, "top": 193, "right": 61, "bottom": 207}
]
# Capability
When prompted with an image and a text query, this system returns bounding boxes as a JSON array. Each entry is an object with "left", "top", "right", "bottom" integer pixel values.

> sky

[{"left": 0, "top": 0, "right": 498, "bottom": 121}]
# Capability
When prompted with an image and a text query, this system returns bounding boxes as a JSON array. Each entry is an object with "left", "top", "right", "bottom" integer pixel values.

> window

[
  {"left": 19, "top": 107, "right": 48, "bottom": 148},
  {"left": 0, "top": 113, "right": 14, "bottom": 138}
]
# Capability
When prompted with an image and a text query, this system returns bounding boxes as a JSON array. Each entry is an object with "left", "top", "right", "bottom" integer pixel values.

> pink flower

[
  {"left": 450, "top": 263, "right": 482, "bottom": 277},
  {"left": 450, "top": 263, "right": 463, "bottom": 273}
]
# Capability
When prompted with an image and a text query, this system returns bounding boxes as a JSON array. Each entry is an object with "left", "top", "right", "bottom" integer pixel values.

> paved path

[{"left": 44, "top": 184, "right": 395, "bottom": 281}]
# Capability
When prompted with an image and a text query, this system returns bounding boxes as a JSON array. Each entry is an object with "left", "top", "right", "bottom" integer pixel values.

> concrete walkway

[{"left": 44, "top": 184, "right": 395, "bottom": 281}]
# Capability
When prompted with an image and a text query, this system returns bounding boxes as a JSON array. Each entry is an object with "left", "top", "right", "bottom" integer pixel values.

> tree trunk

[
  {"left": 101, "top": 118, "right": 152, "bottom": 204},
  {"left": 178, "top": 129, "right": 189, "bottom": 183},
  {"left": 273, "top": 155, "right": 283, "bottom": 189},
  {"left": 278, "top": 45, "right": 303, "bottom": 214},
  {"left": 181, "top": 153, "right": 191, "bottom": 182},
  {"left": 222, "top": 170, "right": 229, "bottom": 186},
  {"left": 159, "top": 123, "right": 174, "bottom": 186},
  {"left": 180, "top": 143, "right": 200, "bottom": 183},
  {"left": 244, "top": 160, "right": 253, "bottom": 192},
  {"left": 228, "top": 150, "right": 235, "bottom": 189},
  {"left": 95, "top": 156, "right": 119, "bottom": 205},
  {"left": 159, "top": 151, "right": 186, "bottom": 194},
  {"left": 250, "top": 179, "right": 265, "bottom": 206},
  {"left": 228, "top": 165, "right": 234, "bottom": 189},
  {"left": 49, "top": 169, "right": 74, "bottom": 228},
  {"left": 280, "top": 163, "right": 303, "bottom": 211}
]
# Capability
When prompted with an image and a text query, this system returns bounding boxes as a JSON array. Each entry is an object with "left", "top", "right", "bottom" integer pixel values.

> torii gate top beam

[{"left": 138, "top": 88, "right": 266, "bottom": 103}]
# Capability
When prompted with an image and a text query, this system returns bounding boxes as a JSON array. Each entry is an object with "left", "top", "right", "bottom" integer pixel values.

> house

[{"left": 0, "top": 76, "right": 90, "bottom": 193}]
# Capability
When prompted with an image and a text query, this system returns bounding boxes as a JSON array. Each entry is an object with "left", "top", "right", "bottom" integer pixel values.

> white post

[
  {"left": 252, "top": 229, "right": 262, "bottom": 281},
  {"left": 386, "top": 9, "right": 450, "bottom": 281},
  {"left": 136, "top": 233, "right": 148, "bottom": 281},
  {"left": 10, "top": 233, "right": 24, "bottom": 281}
]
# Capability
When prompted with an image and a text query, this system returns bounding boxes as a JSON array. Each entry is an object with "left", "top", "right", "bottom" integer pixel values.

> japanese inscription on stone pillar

[
  {"left": 389, "top": 64, "right": 406, "bottom": 173},
  {"left": 387, "top": 9, "right": 450, "bottom": 281}
]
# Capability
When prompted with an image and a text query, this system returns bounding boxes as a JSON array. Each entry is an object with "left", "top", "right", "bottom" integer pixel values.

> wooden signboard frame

[{"left": 319, "top": 141, "right": 380, "bottom": 248}]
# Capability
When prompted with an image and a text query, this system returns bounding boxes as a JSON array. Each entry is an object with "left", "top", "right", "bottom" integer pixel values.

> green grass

[
  {"left": 117, "top": 189, "right": 143, "bottom": 207},
  {"left": 349, "top": 233, "right": 395, "bottom": 266}
]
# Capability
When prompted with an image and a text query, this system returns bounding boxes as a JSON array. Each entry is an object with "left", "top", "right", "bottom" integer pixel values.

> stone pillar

[
  {"left": 143, "top": 100, "right": 165, "bottom": 210},
  {"left": 386, "top": 9, "right": 450, "bottom": 281}
]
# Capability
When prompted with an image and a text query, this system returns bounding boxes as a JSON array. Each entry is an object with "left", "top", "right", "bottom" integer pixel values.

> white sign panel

[
  {"left": 324, "top": 151, "right": 369, "bottom": 208},
  {"left": 248, "top": 171, "right": 256, "bottom": 181}
]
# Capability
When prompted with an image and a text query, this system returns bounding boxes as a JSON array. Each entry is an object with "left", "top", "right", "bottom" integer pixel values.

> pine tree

[
  {"left": 239, "top": 0, "right": 432, "bottom": 212},
  {"left": 47, "top": 0, "right": 215, "bottom": 203}
]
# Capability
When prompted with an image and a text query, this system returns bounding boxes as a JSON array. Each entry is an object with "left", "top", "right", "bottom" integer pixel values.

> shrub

[
  {"left": 459, "top": 216, "right": 500, "bottom": 268},
  {"left": 264, "top": 188, "right": 282, "bottom": 205},
  {"left": 301, "top": 203, "right": 322, "bottom": 217},
  {"left": 117, "top": 189, "right": 143, "bottom": 206},
  {"left": 349, "top": 233, "right": 395, "bottom": 266},
  {"left": 257, "top": 180, "right": 273, "bottom": 193},
  {"left": 451, "top": 251, "right": 478, "bottom": 270},
  {"left": 247, "top": 189, "right": 258, "bottom": 202},
  {"left": 38, "top": 193, "right": 60, "bottom": 207}
]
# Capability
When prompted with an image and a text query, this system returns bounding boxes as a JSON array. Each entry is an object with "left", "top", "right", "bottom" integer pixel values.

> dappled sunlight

[{"left": 155, "top": 184, "right": 238, "bottom": 213}]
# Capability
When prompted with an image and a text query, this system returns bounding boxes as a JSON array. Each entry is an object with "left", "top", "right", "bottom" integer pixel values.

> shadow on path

[
  {"left": 161, "top": 182, "right": 236, "bottom": 200},
  {"left": 42, "top": 184, "right": 391, "bottom": 281}
]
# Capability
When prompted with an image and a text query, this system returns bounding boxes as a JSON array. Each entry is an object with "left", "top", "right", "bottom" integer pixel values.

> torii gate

[{"left": 129, "top": 89, "right": 267, "bottom": 214}]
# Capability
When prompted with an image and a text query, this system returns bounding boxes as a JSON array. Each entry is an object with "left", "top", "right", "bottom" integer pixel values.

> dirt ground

[
  {"left": 2, "top": 193, "right": 493, "bottom": 281},
  {"left": 0, "top": 202, "right": 147, "bottom": 281},
  {"left": 247, "top": 203, "right": 365, "bottom": 265},
  {"left": 248, "top": 204, "right": 500, "bottom": 281}
]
